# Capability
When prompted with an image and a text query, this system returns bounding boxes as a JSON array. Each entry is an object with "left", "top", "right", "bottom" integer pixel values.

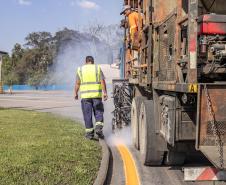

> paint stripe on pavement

[{"left": 117, "top": 144, "right": 141, "bottom": 185}]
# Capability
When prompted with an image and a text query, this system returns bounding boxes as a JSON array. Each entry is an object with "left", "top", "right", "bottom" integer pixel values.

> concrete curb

[{"left": 93, "top": 139, "right": 110, "bottom": 185}]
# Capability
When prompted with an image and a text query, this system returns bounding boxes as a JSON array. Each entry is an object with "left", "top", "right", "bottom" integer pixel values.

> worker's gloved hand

[
  {"left": 74, "top": 94, "right": 78, "bottom": 100},
  {"left": 128, "top": 42, "right": 131, "bottom": 49},
  {"left": 103, "top": 93, "right": 108, "bottom": 101}
]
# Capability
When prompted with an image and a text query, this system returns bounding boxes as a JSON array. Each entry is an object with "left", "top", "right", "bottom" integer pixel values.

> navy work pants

[{"left": 81, "top": 98, "right": 104, "bottom": 133}]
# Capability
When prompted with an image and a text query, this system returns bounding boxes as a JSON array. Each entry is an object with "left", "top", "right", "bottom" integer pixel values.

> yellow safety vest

[{"left": 77, "top": 64, "right": 102, "bottom": 99}]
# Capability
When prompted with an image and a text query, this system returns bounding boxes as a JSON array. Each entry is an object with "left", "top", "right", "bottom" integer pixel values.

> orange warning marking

[{"left": 197, "top": 167, "right": 218, "bottom": 181}]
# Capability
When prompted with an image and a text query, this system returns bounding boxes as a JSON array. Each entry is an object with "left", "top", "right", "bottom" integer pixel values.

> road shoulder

[{"left": 94, "top": 139, "right": 110, "bottom": 185}]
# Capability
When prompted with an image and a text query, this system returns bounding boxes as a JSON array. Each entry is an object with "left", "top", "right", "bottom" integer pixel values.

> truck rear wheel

[
  {"left": 131, "top": 96, "right": 147, "bottom": 150},
  {"left": 139, "top": 100, "right": 164, "bottom": 165}
]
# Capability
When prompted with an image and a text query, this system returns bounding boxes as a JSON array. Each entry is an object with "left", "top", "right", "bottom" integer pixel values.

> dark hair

[{"left": 86, "top": 56, "right": 94, "bottom": 64}]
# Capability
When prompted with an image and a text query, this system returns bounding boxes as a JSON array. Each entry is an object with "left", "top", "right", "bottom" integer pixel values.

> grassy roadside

[{"left": 0, "top": 108, "right": 101, "bottom": 185}]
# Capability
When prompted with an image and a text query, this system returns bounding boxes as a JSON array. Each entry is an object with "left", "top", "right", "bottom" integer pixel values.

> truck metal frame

[{"left": 113, "top": 0, "right": 226, "bottom": 173}]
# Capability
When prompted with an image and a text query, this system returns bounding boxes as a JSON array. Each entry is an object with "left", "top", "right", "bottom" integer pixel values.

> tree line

[
  {"left": 2, "top": 25, "right": 122, "bottom": 87},
  {"left": 3, "top": 31, "right": 56, "bottom": 87}
]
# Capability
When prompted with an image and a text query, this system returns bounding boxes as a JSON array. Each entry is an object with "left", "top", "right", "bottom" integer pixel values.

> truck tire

[
  {"left": 131, "top": 96, "right": 147, "bottom": 150},
  {"left": 139, "top": 100, "right": 164, "bottom": 165}
]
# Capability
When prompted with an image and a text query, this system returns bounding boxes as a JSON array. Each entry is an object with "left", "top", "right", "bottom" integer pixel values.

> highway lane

[
  {"left": 0, "top": 91, "right": 83, "bottom": 122},
  {"left": 0, "top": 91, "right": 225, "bottom": 185}
]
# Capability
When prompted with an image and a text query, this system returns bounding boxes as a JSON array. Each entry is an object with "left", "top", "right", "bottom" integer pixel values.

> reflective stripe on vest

[{"left": 77, "top": 64, "right": 102, "bottom": 99}]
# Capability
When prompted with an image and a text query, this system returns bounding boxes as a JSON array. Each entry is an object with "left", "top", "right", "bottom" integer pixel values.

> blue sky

[{"left": 0, "top": 0, "right": 123, "bottom": 53}]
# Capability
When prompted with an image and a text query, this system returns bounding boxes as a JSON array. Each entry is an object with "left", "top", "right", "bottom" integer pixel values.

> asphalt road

[
  {"left": 0, "top": 91, "right": 225, "bottom": 185},
  {"left": 0, "top": 91, "right": 83, "bottom": 121}
]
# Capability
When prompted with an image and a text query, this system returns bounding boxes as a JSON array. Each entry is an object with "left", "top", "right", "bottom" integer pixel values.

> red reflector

[{"left": 199, "top": 22, "right": 226, "bottom": 35}]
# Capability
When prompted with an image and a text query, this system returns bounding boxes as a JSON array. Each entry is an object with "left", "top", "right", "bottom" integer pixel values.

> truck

[{"left": 112, "top": 0, "right": 226, "bottom": 181}]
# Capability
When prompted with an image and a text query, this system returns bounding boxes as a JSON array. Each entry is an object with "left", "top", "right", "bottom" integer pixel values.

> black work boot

[
  {"left": 95, "top": 125, "right": 104, "bottom": 139},
  {"left": 85, "top": 131, "right": 94, "bottom": 140}
]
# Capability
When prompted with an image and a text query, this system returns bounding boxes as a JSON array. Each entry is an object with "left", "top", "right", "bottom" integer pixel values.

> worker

[
  {"left": 74, "top": 56, "right": 108, "bottom": 140},
  {"left": 120, "top": 5, "right": 142, "bottom": 48}
]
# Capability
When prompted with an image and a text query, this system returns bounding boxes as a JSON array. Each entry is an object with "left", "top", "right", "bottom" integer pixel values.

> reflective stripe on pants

[
  {"left": 85, "top": 128, "right": 94, "bottom": 133},
  {"left": 96, "top": 122, "right": 104, "bottom": 126}
]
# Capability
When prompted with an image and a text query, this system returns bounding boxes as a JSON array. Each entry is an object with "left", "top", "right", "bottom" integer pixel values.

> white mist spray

[
  {"left": 49, "top": 39, "right": 113, "bottom": 86},
  {"left": 103, "top": 88, "right": 132, "bottom": 147},
  {"left": 47, "top": 27, "right": 128, "bottom": 146}
]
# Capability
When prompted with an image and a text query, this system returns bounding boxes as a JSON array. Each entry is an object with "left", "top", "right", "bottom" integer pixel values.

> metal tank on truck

[{"left": 112, "top": 0, "right": 226, "bottom": 181}]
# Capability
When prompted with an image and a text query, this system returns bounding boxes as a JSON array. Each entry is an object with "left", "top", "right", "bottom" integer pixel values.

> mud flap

[{"left": 196, "top": 84, "right": 226, "bottom": 170}]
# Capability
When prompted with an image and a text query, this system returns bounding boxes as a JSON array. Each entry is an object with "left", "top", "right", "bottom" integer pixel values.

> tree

[
  {"left": 27, "top": 71, "right": 45, "bottom": 88},
  {"left": 2, "top": 26, "right": 119, "bottom": 87},
  {"left": 12, "top": 43, "right": 24, "bottom": 65},
  {"left": 85, "top": 23, "right": 105, "bottom": 38},
  {"left": 25, "top": 32, "right": 53, "bottom": 49},
  {"left": 2, "top": 55, "right": 19, "bottom": 85},
  {"left": 23, "top": 32, "right": 54, "bottom": 86},
  {"left": 84, "top": 23, "right": 123, "bottom": 62}
]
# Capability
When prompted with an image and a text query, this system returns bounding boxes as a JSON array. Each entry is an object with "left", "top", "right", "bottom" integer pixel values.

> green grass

[{"left": 0, "top": 109, "right": 101, "bottom": 185}]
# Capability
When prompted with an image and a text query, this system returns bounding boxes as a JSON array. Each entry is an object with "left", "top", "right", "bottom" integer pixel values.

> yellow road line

[{"left": 117, "top": 144, "right": 141, "bottom": 185}]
